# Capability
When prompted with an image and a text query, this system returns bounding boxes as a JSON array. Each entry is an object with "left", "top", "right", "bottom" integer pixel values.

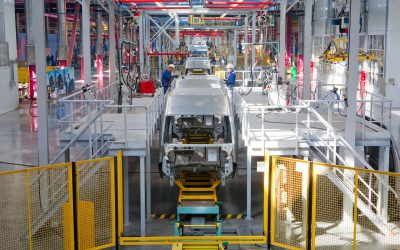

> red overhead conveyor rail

[
  {"left": 135, "top": 6, "right": 191, "bottom": 10},
  {"left": 117, "top": 0, "right": 188, "bottom": 2},
  {"left": 206, "top": 1, "right": 273, "bottom": 5}
]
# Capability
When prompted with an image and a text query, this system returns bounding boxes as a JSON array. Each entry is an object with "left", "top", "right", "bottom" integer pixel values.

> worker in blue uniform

[
  {"left": 161, "top": 64, "right": 175, "bottom": 94},
  {"left": 225, "top": 64, "right": 236, "bottom": 90}
]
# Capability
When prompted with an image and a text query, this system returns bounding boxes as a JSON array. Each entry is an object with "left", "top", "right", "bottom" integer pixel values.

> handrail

[{"left": 302, "top": 100, "right": 398, "bottom": 198}]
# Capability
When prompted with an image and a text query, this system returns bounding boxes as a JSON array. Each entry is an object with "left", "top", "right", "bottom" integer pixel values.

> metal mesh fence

[
  {"left": 271, "top": 157, "right": 310, "bottom": 249},
  {"left": 0, "top": 164, "right": 72, "bottom": 250},
  {"left": 356, "top": 170, "right": 400, "bottom": 249},
  {"left": 28, "top": 165, "right": 73, "bottom": 250},
  {"left": 311, "top": 163, "right": 400, "bottom": 250},
  {"left": 0, "top": 171, "right": 30, "bottom": 249},
  {"left": 76, "top": 157, "right": 115, "bottom": 249},
  {"left": 312, "top": 163, "right": 355, "bottom": 250}
]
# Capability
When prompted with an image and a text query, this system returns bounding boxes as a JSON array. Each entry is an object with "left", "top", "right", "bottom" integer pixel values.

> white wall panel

[{"left": 0, "top": 0, "right": 18, "bottom": 115}]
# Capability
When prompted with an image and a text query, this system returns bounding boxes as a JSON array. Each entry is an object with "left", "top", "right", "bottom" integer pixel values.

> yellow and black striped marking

[{"left": 151, "top": 213, "right": 245, "bottom": 220}]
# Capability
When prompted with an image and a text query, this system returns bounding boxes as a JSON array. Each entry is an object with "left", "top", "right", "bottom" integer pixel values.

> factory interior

[{"left": 1, "top": 0, "right": 400, "bottom": 249}]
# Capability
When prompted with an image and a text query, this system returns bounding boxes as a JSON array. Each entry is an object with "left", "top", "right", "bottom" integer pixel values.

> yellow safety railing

[
  {"left": 270, "top": 155, "right": 400, "bottom": 250},
  {"left": 0, "top": 157, "right": 115, "bottom": 250},
  {"left": 2, "top": 149, "right": 400, "bottom": 249},
  {"left": 0, "top": 163, "right": 73, "bottom": 250}
]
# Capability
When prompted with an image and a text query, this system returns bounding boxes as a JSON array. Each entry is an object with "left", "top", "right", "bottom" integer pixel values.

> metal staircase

[
  {"left": 233, "top": 88, "right": 399, "bottom": 236},
  {"left": 302, "top": 102, "right": 399, "bottom": 236}
]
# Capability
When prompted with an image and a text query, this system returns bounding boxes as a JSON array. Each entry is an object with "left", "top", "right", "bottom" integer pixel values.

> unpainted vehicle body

[
  {"left": 159, "top": 77, "right": 236, "bottom": 185},
  {"left": 188, "top": 44, "right": 208, "bottom": 57},
  {"left": 185, "top": 57, "right": 211, "bottom": 75}
]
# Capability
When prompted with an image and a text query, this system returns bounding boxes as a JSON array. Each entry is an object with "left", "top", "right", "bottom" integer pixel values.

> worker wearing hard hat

[
  {"left": 161, "top": 64, "right": 175, "bottom": 94},
  {"left": 225, "top": 64, "right": 236, "bottom": 90}
]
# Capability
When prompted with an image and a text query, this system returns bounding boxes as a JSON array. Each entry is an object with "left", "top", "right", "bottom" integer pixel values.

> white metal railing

[
  {"left": 28, "top": 87, "right": 165, "bottom": 237},
  {"left": 58, "top": 81, "right": 119, "bottom": 132},
  {"left": 233, "top": 88, "right": 397, "bottom": 226},
  {"left": 214, "top": 69, "right": 264, "bottom": 87}
]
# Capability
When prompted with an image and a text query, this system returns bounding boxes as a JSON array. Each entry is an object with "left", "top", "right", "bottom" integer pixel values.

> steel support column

[
  {"left": 146, "top": 146, "right": 151, "bottom": 221},
  {"left": 279, "top": 0, "right": 287, "bottom": 81},
  {"left": 378, "top": 146, "right": 389, "bottom": 223},
  {"left": 251, "top": 12, "right": 256, "bottom": 80},
  {"left": 145, "top": 13, "right": 151, "bottom": 76},
  {"left": 57, "top": 0, "right": 67, "bottom": 66},
  {"left": 139, "top": 14, "right": 144, "bottom": 74},
  {"left": 233, "top": 30, "right": 237, "bottom": 67},
  {"left": 246, "top": 145, "right": 252, "bottom": 220},
  {"left": 82, "top": 0, "right": 91, "bottom": 86},
  {"left": 302, "top": 0, "right": 312, "bottom": 100},
  {"left": 96, "top": 8, "right": 104, "bottom": 84},
  {"left": 175, "top": 14, "right": 179, "bottom": 49},
  {"left": 158, "top": 35, "right": 162, "bottom": 79},
  {"left": 343, "top": 0, "right": 361, "bottom": 223},
  {"left": 34, "top": 0, "right": 49, "bottom": 213},
  {"left": 25, "top": 0, "right": 36, "bottom": 99},
  {"left": 33, "top": 0, "right": 48, "bottom": 166},
  {"left": 109, "top": 3, "right": 117, "bottom": 85},
  {"left": 140, "top": 156, "right": 146, "bottom": 236},
  {"left": 67, "top": 3, "right": 80, "bottom": 66},
  {"left": 244, "top": 15, "right": 248, "bottom": 83}
]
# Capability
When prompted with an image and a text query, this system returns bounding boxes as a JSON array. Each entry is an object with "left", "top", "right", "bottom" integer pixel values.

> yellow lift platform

[{"left": 174, "top": 172, "right": 223, "bottom": 236}]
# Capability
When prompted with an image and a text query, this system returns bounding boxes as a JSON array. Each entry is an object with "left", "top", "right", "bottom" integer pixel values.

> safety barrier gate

[
  {"left": 270, "top": 156, "right": 400, "bottom": 250},
  {"left": 1, "top": 150, "right": 400, "bottom": 249},
  {"left": 0, "top": 157, "right": 115, "bottom": 250}
]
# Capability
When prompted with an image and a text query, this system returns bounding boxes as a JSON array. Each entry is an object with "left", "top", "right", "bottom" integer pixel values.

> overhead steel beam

[{"left": 137, "top": 10, "right": 254, "bottom": 15}]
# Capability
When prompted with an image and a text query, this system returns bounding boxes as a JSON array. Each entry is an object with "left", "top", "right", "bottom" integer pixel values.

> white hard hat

[
  {"left": 168, "top": 64, "right": 175, "bottom": 69},
  {"left": 226, "top": 63, "right": 234, "bottom": 69}
]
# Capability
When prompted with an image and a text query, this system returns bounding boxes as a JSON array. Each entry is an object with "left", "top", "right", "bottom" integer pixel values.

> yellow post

[
  {"left": 263, "top": 149, "right": 269, "bottom": 234},
  {"left": 110, "top": 157, "right": 116, "bottom": 246},
  {"left": 117, "top": 150, "right": 124, "bottom": 237},
  {"left": 63, "top": 201, "right": 95, "bottom": 250},
  {"left": 270, "top": 157, "right": 277, "bottom": 245}
]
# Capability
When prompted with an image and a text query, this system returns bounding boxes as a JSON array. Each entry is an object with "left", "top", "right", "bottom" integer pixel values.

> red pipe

[
  {"left": 205, "top": 5, "right": 266, "bottom": 9},
  {"left": 135, "top": 6, "right": 190, "bottom": 10},
  {"left": 206, "top": 1, "right": 273, "bottom": 4},
  {"left": 117, "top": 0, "right": 188, "bottom": 2},
  {"left": 28, "top": 65, "right": 36, "bottom": 100},
  {"left": 147, "top": 52, "right": 189, "bottom": 56},
  {"left": 44, "top": 13, "right": 74, "bottom": 21}
]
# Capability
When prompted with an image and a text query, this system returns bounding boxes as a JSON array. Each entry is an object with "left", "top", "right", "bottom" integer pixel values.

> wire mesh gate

[
  {"left": 0, "top": 157, "right": 116, "bottom": 250},
  {"left": 270, "top": 156, "right": 400, "bottom": 250},
  {"left": 1, "top": 151, "right": 400, "bottom": 249}
]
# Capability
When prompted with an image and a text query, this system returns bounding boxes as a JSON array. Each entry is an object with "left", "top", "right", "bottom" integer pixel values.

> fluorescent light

[
  {"left": 155, "top": 2, "right": 163, "bottom": 7},
  {"left": 220, "top": 12, "right": 227, "bottom": 18}
]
